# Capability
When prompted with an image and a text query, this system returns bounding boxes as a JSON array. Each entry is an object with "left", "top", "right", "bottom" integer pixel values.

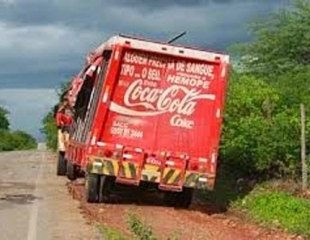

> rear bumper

[{"left": 86, "top": 156, "right": 216, "bottom": 191}]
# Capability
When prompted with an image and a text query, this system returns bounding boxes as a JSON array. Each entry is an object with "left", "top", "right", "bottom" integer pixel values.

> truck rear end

[{"left": 82, "top": 36, "right": 229, "bottom": 206}]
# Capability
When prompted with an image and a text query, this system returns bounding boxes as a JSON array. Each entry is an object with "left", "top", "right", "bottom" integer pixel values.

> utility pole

[{"left": 300, "top": 104, "right": 307, "bottom": 190}]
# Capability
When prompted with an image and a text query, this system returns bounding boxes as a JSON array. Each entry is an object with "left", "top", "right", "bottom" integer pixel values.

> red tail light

[
  {"left": 188, "top": 157, "right": 208, "bottom": 172},
  {"left": 104, "top": 150, "right": 113, "bottom": 158},
  {"left": 188, "top": 161, "right": 199, "bottom": 171}
]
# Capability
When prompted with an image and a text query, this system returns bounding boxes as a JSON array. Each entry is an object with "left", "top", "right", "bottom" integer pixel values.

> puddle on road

[{"left": 0, "top": 194, "right": 40, "bottom": 205}]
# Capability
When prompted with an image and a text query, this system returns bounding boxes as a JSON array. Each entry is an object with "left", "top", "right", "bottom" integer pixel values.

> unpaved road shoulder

[
  {"left": 0, "top": 150, "right": 101, "bottom": 240},
  {"left": 70, "top": 174, "right": 301, "bottom": 240}
]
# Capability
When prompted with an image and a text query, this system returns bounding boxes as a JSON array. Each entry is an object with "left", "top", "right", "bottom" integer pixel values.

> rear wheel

[
  {"left": 56, "top": 151, "right": 67, "bottom": 176},
  {"left": 85, "top": 173, "right": 100, "bottom": 203},
  {"left": 163, "top": 191, "right": 178, "bottom": 207},
  {"left": 66, "top": 160, "right": 77, "bottom": 181},
  {"left": 99, "top": 176, "right": 115, "bottom": 203},
  {"left": 163, "top": 188, "right": 194, "bottom": 208},
  {"left": 176, "top": 187, "right": 194, "bottom": 208}
]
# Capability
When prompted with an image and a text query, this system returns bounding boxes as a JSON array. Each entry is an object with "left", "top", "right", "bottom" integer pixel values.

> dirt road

[
  {"left": 0, "top": 150, "right": 301, "bottom": 240},
  {"left": 0, "top": 150, "right": 101, "bottom": 240},
  {"left": 70, "top": 178, "right": 301, "bottom": 240}
]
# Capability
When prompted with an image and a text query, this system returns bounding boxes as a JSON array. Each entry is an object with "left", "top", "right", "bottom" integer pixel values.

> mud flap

[
  {"left": 159, "top": 155, "right": 187, "bottom": 192},
  {"left": 116, "top": 147, "right": 144, "bottom": 185},
  {"left": 159, "top": 167, "right": 184, "bottom": 191}
]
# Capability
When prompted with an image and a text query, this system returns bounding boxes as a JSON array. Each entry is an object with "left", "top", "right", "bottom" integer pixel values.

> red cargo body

[{"left": 62, "top": 35, "right": 229, "bottom": 204}]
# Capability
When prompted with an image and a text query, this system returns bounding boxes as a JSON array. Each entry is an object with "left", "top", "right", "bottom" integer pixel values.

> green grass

[
  {"left": 197, "top": 168, "right": 310, "bottom": 237},
  {"left": 98, "top": 213, "right": 175, "bottom": 240},
  {"left": 126, "top": 213, "right": 157, "bottom": 240},
  {"left": 98, "top": 225, "right": 131, "bottom": 240},
  {"left": 234, "top": 187, "right": 310, "bottom": 236}
]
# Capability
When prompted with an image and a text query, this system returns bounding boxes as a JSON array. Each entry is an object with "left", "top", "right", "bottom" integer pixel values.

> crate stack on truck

[{"left": 56, "top": 35, "right": 229, "bottom": 208}]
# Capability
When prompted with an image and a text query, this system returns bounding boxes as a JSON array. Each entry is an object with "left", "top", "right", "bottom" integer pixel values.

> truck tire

[
  {"left": 163, "top": 192, "right": 178, "bottom": 207},
  {"left": 85, "top": 173, "right": 100, "bottom": 203},
  {"left": 176, "top": 187, "right": 194, "bottom": 208},
  {"left": 66, "top": 160, "right": 77, "bottom": 181},
  {"left": 99, "top": 176, "right": 115, "bottom": 203},
  {"left": 164, "top": 188, "right": 194, "bottom": 208},
  {"left": 56, "top": 151, "right": 67, "bottom": 176}
]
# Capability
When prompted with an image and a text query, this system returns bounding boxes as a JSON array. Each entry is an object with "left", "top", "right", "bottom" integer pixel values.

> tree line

[
  {"left": 0, "top": 106, "right": 37, "bottom": 151},
  {"left": 220, "top": 0, "right": 310, "bottom": 180}
]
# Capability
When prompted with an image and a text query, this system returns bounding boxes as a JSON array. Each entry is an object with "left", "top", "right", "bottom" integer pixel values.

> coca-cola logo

[{"left": 109, "top": 79, "right": 215, "bottom": 117}]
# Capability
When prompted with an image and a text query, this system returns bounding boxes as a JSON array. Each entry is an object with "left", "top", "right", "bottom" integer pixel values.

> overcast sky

[{"left": 0, "top": 0, "right": 291, "bottom": 138}]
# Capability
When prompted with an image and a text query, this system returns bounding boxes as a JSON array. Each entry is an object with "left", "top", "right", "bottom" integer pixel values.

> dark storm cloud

[
  {"left": 0, "top": 0, "right": 290, "bottom": 85},
  {"left": 1, "top": 0, "right": 289, "bottom": 30},
  {"left": 0, "top": 0, "right": 291, "bottom": 137}
]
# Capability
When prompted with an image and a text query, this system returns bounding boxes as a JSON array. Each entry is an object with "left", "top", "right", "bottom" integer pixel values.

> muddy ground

[{"left": 68, "top": 176, "right": 303, "bottom": 240}]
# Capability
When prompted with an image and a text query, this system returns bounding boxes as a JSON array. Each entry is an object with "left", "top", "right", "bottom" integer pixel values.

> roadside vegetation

[
  {"left": 41, "top": 111, "right": 58, "bottom": 150},
  {"left": 100, "top": 212, "right": 181, "bottom": 240},
  {"left": 221, "top": 0, "right": 310, "bottom": 181},
  {"left": 199, "top": 169, "right": 310, "bottom": 237},
  {"left": 98, "top": 213, "right": 157, "bottom": 240},
  {"left": 0, "top": 106, "right": 37, "bottom": 151},
  {"left": 213, "top": 0, "right": 310, "bottom": 237},
  {"left": 98, "top": 225, "right": 130, "bottom": 240},
  {"left": 127, "top": 213, "right": 157, "bottom": 240},
  {"left": 234, "top": 186, "right": 310, "bottom": 236},
  {"left": 202, "top": 1, "right": 310, "bottom": 235}
]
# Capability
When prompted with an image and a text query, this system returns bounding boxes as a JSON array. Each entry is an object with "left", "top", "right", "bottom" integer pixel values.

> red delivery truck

[{"left": 56, "top": 35, "right": 230, "bottom": 208}]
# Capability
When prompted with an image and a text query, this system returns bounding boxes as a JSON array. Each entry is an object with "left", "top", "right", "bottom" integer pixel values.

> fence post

[{"left": 300, "top": 104, "right": 307, "bottom": 190}]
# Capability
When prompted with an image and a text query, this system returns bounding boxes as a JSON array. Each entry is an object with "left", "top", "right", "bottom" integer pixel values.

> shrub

[
  {"left": 0, "top": 130, "right": 36, "bottom": 151},
  {"left": 235, "top": 187, "right": 310, "bottom": 236},
  {"left": 41, "top": 111, "right": 58, "bottom": 150}
]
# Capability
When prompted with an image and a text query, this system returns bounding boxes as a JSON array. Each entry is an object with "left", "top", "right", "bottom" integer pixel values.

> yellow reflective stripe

[
  {"left": 162, "top": 168, "right": 174, "bottom": 183},
  {"left": 120, "top": 162, "right": 137, "bottom": 179},
  {"left": 123, "top": 162, "right": 132, "bottom": 178},
  {"left": 167, "top": 169, "right": 181, "bottom": 185},
  {"left": 111, "top": 160, "right": 119, "bottom": 176}
]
